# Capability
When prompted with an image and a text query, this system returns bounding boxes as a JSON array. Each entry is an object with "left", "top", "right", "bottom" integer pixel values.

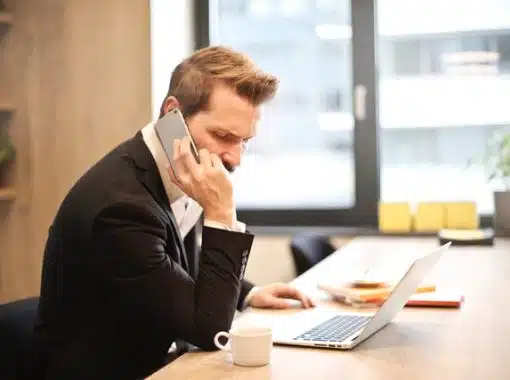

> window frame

[{"left": 194, "top": 0, "right": 380, "bottom": 227}]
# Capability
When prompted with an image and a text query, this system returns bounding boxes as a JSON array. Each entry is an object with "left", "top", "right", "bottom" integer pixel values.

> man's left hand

[{"left": 246, "top": 283, "right": 316, "bottom": 309}]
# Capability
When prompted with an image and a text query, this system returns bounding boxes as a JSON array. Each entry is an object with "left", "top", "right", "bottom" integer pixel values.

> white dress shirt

[{"left": 140, "top": 122, "right": 257, "bottom": 355}]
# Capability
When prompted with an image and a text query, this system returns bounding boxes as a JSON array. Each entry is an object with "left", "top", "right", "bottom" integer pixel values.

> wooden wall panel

[{"left": 0, "top": 0, "right": 152, "bottom": 302}]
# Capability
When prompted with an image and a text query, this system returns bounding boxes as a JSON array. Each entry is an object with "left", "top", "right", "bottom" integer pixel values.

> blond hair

[{"left": 160, "top": 46, "right": 278, "bottom": 118}]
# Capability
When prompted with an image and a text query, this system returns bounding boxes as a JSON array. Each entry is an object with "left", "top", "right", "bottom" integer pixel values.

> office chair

[
  {"left": 0, "top": 296, "right": 39, "bottom": 379},
  {"left": 289, "top": 233, "right": 336, "bottom": 276}
]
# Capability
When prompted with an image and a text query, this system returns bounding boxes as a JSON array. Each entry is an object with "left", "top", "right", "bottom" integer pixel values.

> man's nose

[{"left": 221, "top": 144, "right": 243, "bottom": 170}]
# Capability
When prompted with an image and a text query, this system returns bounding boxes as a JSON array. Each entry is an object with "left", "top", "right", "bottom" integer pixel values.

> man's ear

[{"left": 160, "top": 96, "right": 180, "bottom": 117}]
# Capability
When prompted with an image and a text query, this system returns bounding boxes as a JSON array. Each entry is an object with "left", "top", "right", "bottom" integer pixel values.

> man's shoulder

[
  {"left": 97, "top": 192, "right": 169, "bottom": 223},
  {"left": 59, "top": 132, "right": 166, "bottom": 218}
]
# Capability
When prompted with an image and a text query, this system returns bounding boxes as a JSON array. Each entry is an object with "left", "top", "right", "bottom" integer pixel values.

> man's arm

[
  {"left": 91, "top": 201, "right": 253, "bottom": 351},
  {"left": 201, "top": 219, "right": 255, "bottom": 311}
]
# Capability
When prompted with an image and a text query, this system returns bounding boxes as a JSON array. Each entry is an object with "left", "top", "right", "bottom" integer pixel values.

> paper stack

[{"left": 318, "top": 282, "right": 464, "bottom": 308}]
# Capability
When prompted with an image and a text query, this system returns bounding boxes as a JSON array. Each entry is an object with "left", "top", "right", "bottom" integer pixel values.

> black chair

[
  {"left": 289, "top": 233, "right": 336, "bottom": 276},
  {"left": 0, "top": 297, "right": 39, "bottom": 379}
]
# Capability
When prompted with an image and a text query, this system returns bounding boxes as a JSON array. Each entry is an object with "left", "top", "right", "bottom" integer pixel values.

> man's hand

[
  {"left": 246, "top": 283, "right": 316, "bottom": 309},
  {"left": 168, "top": 137, "right": 234, "bottom": 226}
]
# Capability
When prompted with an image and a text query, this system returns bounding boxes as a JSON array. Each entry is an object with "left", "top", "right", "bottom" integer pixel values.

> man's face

[{"left": 185, "top": 84, "right": 259, "bottom": 173}]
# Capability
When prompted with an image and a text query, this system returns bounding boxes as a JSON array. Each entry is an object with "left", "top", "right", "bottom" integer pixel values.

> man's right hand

[{"left": 168, "top": 137, "right": 235, "bottom": 226}]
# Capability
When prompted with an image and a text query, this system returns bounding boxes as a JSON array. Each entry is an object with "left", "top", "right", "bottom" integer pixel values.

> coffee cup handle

[{"left": 213, "top": 331, "right": 231, "bottom": 352}]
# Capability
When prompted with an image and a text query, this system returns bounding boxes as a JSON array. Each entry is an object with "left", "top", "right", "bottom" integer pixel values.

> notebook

[
  {"left": 403, "top": 292, "right": 464, "bottom": 308},
  {"left": 319, "top": 283, "right": 464, "bottom": 308}
]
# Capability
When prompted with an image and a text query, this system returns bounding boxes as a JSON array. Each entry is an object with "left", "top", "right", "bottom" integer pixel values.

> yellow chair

[
  {"left": 378, "top": 202, "right": 413, "bottom": 233},
  {"left": 445, "top": 202, "right": 479, "bottom": 229},
  {"left": 414, "top": 202, "right": 446, "bottom": 232}
]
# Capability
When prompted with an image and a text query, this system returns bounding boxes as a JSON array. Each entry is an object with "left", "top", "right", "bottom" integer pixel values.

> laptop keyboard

[{"left": 294, "top": 315, "right": 370, "bottom": 343}]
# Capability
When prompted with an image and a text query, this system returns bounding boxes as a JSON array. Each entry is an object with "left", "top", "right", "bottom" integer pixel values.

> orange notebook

[
  {"left": 403, "top": 292, "right": 464, "bottom": 308},
  {"left": 319, "top": 283, "right": 464, "bottom": 308}
]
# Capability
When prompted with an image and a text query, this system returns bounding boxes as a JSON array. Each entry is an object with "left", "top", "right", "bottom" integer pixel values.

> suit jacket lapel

[{"left": 123, "top": 131, "right": 189, "bottom": 272}]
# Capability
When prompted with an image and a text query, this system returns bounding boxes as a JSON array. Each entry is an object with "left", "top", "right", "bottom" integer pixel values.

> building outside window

[{"left": 205, "top": 0, "right": 510, "bottom": 224}]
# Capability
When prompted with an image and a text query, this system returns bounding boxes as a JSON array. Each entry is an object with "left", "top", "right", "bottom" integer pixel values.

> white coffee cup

[{"left": 213, "top": 326, "right": 272, "bottom": 367}]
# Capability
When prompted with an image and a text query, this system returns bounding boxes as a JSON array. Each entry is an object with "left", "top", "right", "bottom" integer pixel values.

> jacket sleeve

[
  {"left": 185, "top": 224, "right": 255, "bottom": 311},
  {"left": 91, "top": 201, "right": 254, "bottom": 351},
  {"left": 239, "top": 279, "right": 255, "bottom": 310}
]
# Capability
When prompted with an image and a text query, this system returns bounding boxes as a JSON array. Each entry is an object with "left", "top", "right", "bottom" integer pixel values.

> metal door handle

[{"left": 354, "top": 84, "right": 367, "bottom": 121}]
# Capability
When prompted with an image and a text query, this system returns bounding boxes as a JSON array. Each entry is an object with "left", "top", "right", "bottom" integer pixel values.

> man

[{"left": 34, "top": 46, "right": 314, "bottom": 380}]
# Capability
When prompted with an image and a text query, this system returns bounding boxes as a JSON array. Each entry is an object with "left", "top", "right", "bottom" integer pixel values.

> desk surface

[{"left": 148, "top": 236, "right": 510, "bottom": 380}]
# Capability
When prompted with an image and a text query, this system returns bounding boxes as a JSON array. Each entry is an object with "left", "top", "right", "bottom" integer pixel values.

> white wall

[
  {"left": 149, "top": 0, "right": 195, "bottom": 120},
  {"left": 244, "top": 235, "right": 354, "bottom": 285}
]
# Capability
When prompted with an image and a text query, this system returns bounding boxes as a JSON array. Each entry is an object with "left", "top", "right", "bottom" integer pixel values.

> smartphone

[{"left": 154, "top": 108, "right": 200, "bottom": 164}]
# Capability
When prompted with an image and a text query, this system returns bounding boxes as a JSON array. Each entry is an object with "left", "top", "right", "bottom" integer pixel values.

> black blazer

[{"left": 34, "top": 131, "right": 255, "bottom": 380}]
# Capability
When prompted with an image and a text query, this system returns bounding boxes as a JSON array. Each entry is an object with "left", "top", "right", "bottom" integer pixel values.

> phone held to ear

[{"left": 154, "top": 108, "right": 200, "bottom": 165}]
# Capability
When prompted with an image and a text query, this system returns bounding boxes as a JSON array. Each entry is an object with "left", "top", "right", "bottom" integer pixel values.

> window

[
  {"left": 219, "top": 0, "right": 247, "bottom": 16},
  {"left": 392, "top": 40, "right": 422, "bottom": 76},
  {"left": 377, "top": 0, "right": 510, "bottom": 215},
  {"left": 199, "top": 0, "right": 510, "bottom": 226},
  {"left": 217, "top": 0, "right": 356, "bottom": 208},
  {"left": 201, "top": 0, "right": 378, "bottom": 226},
  {"left": 498, "top": 34, "right": 510, "bottom": 73},
  {"left": 321, "top": 90, "right": 343, "bottom": 112},
  {"left": 429, "top": 37, "right": 461, "bottom": 74}
]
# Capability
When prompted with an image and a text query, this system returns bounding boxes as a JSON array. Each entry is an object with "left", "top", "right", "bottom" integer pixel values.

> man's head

[{"left": 159, "top": 46, "right": 278, "bottom": 172}]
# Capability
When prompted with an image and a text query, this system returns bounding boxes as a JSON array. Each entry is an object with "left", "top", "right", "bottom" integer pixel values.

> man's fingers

[
  {"left": 173, "top": 137, "right": 201, "bottom": 183},
  {"left": 171, "top": 139, "right": 189, "bottom": 182},
  {"left": 297, "top": 293, "right": 313, "bottom": 309},
  {"left": 302, "top": 295, "right": 316, "bottom": 308},
  {"left": 179, "top": 137, "right": 199, "bottom": 169},
  {"left": 274, "top": 285, "right": 314, "bottom": 308},
  {"left": 173, "top": 139, "right": 180, "bottom": 161},
  {"left": 199, "top": 149, "right": 212, "bottom": 169},
  {"left": 267, "top": 297, "right": 291, "bottom": 309},
  {"left": 167, "top": 164, "right": 177, "bottom": 183},
  {"left": 167, "top": 164, "right": 187, "bottom": 191},
  {"left": 210, "top": 153, "right": 225, "bottom": 170},
  {"left": 274, "top": 284, "right": 301, "bottom": 298}
]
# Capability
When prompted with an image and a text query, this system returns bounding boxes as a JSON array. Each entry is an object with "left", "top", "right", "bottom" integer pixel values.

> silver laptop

[{"left": 272, "top": 242, "right": 451, "bottom": 350}]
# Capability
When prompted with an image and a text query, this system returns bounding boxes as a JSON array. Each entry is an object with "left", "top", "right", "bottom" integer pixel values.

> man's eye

[{"left": 214, "top": 132, "right": 228, "bottom": 140}]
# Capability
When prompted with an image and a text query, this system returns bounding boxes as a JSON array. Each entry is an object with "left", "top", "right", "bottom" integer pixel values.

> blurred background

[
  {"left": 1, "top": 0, "right": 508, "bottom": 301},
  {"left": 207, "top": 0, "right": 510, "bottom": 216}
]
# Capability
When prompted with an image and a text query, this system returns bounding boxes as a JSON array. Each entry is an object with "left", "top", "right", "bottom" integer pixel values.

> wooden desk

[{"left": 148, "top": 237, "right": 510, "bottom": 380}]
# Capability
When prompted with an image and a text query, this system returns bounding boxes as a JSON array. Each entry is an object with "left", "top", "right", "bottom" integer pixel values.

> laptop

[{"left": 272, "top": 242, "right": 451, "bottom": 350}]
